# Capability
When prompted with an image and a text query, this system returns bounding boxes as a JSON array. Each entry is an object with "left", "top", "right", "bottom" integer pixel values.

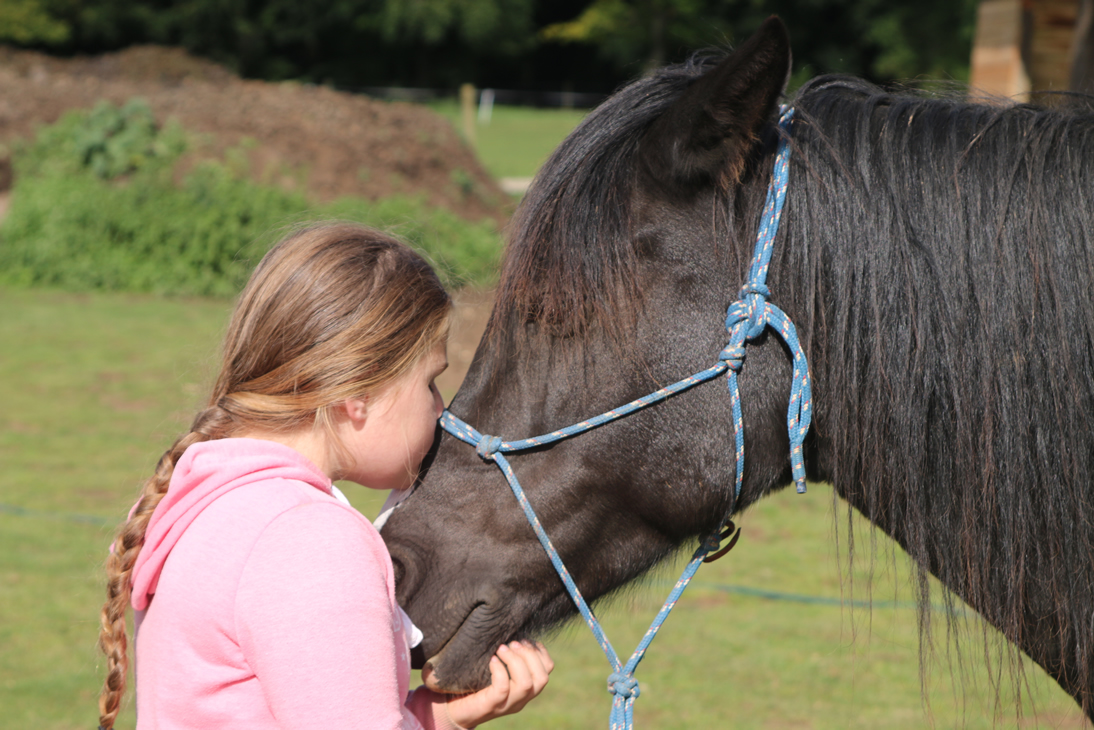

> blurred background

[{"left": 2, "top": 1, "right": 1093, "bottom": 727}]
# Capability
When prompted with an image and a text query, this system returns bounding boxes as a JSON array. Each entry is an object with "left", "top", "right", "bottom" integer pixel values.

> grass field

[
  {"left": 426, "top": 101, "right": 588, "bottom": 180},
  {"left": 1, "top": 286, "right": 1089, "bottom": 729}
]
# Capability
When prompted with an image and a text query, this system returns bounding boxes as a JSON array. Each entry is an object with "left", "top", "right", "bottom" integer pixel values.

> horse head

[{"left": 381, "top": 18, "right": 816, "bottom": 693}]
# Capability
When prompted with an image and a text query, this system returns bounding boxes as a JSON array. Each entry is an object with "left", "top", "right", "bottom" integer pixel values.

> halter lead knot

[
  {"left": 476, "top": 435, "right": 503, "bottom": 460},
  {"left": 739, "top": 281, "right": 771, "bottom": 339},
  {"left": 718, "top": 343, "right": 747, "bottom": 372},
  {"left": 607, "top": 672, "right": 641, "bottom": 699}
]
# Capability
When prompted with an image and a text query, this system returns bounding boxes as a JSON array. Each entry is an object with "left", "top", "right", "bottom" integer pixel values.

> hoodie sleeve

[{"left": 235, "top": 501, "right": 458, "bottom": 730}]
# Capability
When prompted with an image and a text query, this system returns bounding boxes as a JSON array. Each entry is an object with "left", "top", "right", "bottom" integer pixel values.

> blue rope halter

[{"left": 438, "top": 107, "right": 810, "bottom": 729}]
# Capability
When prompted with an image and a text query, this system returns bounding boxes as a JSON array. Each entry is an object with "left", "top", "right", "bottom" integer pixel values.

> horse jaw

[
  {"left": 383, "top": 443, "right": 587, "bottom": 692},
  {"left": 384, "top": 423, "right": 696, "bottom": 691}
]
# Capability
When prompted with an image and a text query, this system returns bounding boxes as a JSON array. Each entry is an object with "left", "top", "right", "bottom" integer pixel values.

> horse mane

[
  {"left": 493, "top": 54, "right": 726, "bottom": 340},
  {"left": 785, "top": 75, "right": 1094, "bottom": 710}
]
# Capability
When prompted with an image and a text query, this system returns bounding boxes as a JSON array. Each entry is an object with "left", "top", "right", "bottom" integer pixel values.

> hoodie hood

[{"left": 130, "top": 438, "right": 332, "bottom": 611}]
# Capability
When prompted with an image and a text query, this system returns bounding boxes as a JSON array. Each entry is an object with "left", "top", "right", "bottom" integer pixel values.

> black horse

[{"left": 381, "top": 17, "right": 1094, "bottom": 719}]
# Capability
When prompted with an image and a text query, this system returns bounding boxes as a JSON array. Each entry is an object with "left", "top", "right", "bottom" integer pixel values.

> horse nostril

[
  {"left": 386, "top": 542, "right": 424, "bottom": 605},
  {"left": 391, "top": 555, "right": 406, "bottom": 588}
]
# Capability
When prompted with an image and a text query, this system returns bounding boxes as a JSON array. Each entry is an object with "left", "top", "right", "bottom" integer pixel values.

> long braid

[{"left": 97, "top": 406, "right": 233, "bottom": 729}]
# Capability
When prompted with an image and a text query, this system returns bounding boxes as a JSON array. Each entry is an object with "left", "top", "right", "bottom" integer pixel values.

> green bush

[
  {"left": 77, "top": 98, "right": 186, "bottom": 179},
  {"left": 0, "top": 102, "right": 503, "bottom": 295},
  {"left": 17, "top": 99, "right": 187, "bottom": 180}
]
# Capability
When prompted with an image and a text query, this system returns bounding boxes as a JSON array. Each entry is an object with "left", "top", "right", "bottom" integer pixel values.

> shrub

[
  {"left": 17, "top": 99, "right": 187, "bottom": 180},
  {"left": 0, "top": 102, "right": 503, "bottom": 295}
]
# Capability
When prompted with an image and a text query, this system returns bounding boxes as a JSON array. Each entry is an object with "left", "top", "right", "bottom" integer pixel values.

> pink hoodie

[{"left": 130, "top": 438, "right": 457, "bottom": 730}]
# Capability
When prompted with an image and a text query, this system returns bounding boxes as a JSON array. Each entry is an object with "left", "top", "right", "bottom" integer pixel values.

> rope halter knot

[
  {"left": 718, "top": 343, "right": 747, "bottom": 373},
  {"left": 738, "top": 281, "right": 771, "bottom": 339},
  {"left": 607, "top": 672, "right": 641, "bottom": 700},
  {"left": 476, "top": 434, "right": 503, "bottom": 461}
]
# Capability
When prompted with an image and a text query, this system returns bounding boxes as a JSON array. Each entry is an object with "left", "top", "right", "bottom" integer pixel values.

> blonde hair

[{"left": 97, "top": 223, "right": 451, "bottom": 728}]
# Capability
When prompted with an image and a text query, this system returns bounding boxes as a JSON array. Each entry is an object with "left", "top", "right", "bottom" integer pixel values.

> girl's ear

[{"left": 342, "top": 397, "right": 368, "bottom": 424}]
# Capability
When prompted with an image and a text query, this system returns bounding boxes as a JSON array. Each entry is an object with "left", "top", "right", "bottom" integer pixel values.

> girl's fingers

[
  {"left": 487, "top": 654, "right": 510, "bottom": 705},
  {"left": 497, "top": 642, "right": 534, "bottom": 696},
  {"left": 443, "top": 656, "right": 509, "bottom": 728},
  {"left": 512, "top": 641, "right": 551, "bottom": 695},
  {"left": 495, "top": 641, "right": 553, "bottom": 712},
  {"left": 535, "top": 642, "right": 555, "bottom": 675}
]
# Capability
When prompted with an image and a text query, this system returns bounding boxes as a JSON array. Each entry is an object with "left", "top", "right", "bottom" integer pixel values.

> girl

[{"left": 97, "top": 224, "right": 553, "bottom": 729}]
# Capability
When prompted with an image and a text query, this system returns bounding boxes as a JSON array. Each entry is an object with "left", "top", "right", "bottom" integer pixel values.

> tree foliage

[
  {"left": 857, "top": 0, "right": 980, "bottom": 80},
  {"left": 0, "top": 0, "right": 70, "bottom": 45},
  {"left": 0, "top": 0, "right": 980, "bottom": 92},
  {"left": 370, "top": 0, "right": 535, "bottom": 55},
  {"left": 541, "top": 0, "right": 725, "bottom": 71},
  {"left": 541, "top": 0, "right": 979, "bottom": 83}
]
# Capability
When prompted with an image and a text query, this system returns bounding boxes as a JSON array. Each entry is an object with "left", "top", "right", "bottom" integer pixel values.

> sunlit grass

[
  {"left": 427, "top": 101, "right": 587, "bottom": 180},
  {"left": 0, "top": 287, "right": 1088, "bottom": 728}
]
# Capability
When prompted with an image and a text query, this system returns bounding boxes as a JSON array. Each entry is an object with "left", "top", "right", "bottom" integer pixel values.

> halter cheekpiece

[{"left": 438, "top": 106, "right": 810, "bottom": 729}]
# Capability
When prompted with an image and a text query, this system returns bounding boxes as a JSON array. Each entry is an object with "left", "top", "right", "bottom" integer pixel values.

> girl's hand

[{"left": 434, "top": 641, "right": 554, "bottom": 728}]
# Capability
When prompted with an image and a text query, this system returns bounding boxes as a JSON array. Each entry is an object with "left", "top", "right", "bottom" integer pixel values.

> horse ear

[{"left": 641, "top": 16, "right": 791, "bottom": 189}]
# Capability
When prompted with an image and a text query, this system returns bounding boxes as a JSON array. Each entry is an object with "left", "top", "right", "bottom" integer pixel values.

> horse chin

[
  {"left": 418, "top": 604, "right": 501, "bottom": 694},
  {"left": 421, "top": 648, "right": 493, "bottom": 694},
  {"left": 421, "top": 655, "right": 490, "bottom": 694}
]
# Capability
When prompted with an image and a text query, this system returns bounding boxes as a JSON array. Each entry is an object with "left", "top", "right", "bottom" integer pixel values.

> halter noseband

[{"left": 438, "top": 107, "right": 810, "bottom": 729}]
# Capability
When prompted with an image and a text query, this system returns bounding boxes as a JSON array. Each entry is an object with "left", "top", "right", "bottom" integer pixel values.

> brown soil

[
  {"left": 436, "top": 288, "right": 495, "bottom": 398},
  {"left": 0, "top": 45, "right": 509, "bottom": 224}
]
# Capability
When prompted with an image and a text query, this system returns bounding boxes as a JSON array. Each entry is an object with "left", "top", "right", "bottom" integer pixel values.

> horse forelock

[
  {"left": 787, "top": 75, "right": 1094, "bottom": 711},
  {"left": 491, "top": 55, "right": 726, "bottom": 346}
]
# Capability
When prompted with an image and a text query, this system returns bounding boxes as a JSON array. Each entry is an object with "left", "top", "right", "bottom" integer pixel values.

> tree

[
  {"left": 847, "top": 0, "right": 980, "bottom": 81},
  {"left": 0, "top": 0, "right": 70, "bottom": 45},
  {"left": 0, "top": 0, "right": 981, "bottom": 93},
  {"left": 542, "top": 0, "right": 979, "bottom": 84},
  {"left": 541, "top": 0, "right": 729, "bottom": 72},
  {"left": 368, "top": 0, "right": 537, "bottom": 56}
]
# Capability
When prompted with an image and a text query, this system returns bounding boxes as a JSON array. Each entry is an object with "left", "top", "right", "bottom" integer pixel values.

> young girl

[{"left": 97, "top": 224, "right": 553, "bottom": 729}]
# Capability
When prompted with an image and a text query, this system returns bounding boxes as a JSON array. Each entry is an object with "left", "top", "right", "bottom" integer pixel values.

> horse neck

[
  {"left": 786, "top": 92, "right": 1094, "bottom": 508},
  {"left": 782, "top": 89, "right": 1094, "bottom": 702}
]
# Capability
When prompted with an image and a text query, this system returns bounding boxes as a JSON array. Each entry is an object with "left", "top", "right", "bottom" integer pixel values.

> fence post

[
  {"left": 460, "top": 83, "right": 477, "bottom": 146},
  {"left": 478, "top": 88, "right": 495, "bottom": 124}
]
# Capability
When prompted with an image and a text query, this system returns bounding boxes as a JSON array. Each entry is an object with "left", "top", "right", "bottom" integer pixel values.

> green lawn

[
  {"left": 427, "top": 101, "right": 588, "bottom": 180},
  {"left": 0, "top": 287, "right": 1088, "bottom": 729}
]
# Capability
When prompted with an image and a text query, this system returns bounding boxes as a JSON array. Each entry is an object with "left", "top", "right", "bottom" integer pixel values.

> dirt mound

[{"left": 0, "top": 45, "right": 508, "bottom": 223}]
